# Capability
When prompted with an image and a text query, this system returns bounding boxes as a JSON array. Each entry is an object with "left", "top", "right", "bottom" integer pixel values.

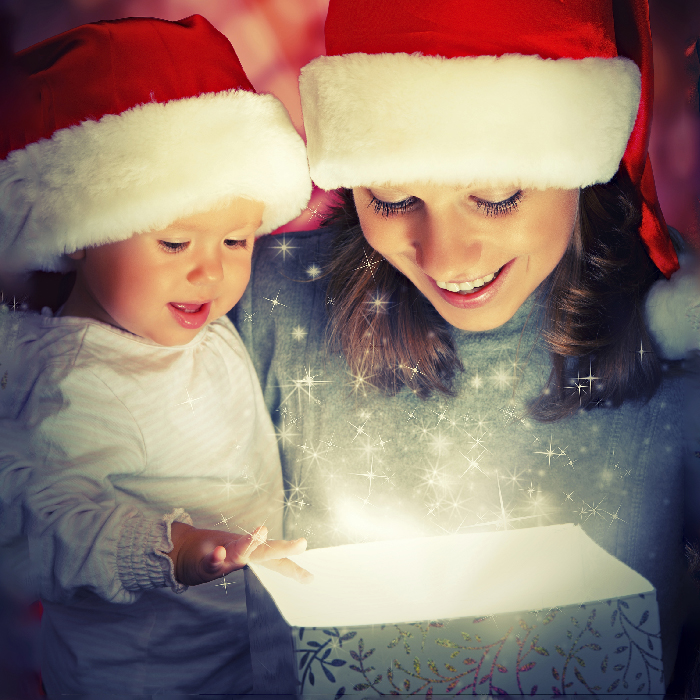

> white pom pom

[{"left": 645, "top": 254, "right": 700, "bottom": 359}]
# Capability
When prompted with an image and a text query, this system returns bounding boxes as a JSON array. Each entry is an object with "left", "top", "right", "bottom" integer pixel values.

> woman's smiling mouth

[{"left": 435, "top": 266, "right": 503, "bottom": 294}]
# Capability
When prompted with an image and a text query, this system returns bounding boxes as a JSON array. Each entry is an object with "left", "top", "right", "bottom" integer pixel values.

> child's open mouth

[{"left": 168, "top": 301, "right": 212, "bottom": 330}]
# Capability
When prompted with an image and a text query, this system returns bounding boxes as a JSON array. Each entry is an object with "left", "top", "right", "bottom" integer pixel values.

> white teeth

[{"left": 436, "top": 270, "right": 499, "bottom": 294}]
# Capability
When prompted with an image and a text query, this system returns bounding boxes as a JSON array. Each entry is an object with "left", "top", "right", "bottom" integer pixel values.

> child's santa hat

[
  {"left": 299, "top": 0, "right": 679, "bottom": 280},
  {"left": 0, "top": 15, "right": 311, "bottom": 273}
]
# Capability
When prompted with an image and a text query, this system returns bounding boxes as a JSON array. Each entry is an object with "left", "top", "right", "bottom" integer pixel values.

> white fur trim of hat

[
  {"left": 0, "top": 89, "right": 311, "bottom": 273},
  {"left": 645, "top": 253, "right": 700, "bottom": 360},
  {"left": 300, "top": 52, "right": 641, "bottom": 191}
]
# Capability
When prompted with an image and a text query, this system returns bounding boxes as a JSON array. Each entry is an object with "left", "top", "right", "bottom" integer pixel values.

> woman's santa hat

[
  {"left": 0, "top": 15, "right": 311, "bottom": 273},
  {"left": 299, "top": 0, "right": 679, "bottom": 280}
]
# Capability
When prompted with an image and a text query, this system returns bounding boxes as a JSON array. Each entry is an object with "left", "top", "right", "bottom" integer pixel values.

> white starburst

[
  {"left": 299, "top": 440, "right": 331, "bottom": 468},
  {"left": 580, "top": 496, "right": 607, "bottom": 522},
  {"left": 243, "top": 310, "right": 255, "bottom": 323},
  {"left": 306, "top": 263, "right": 322, "bottom": 279},
  {"left": 350, "top": 460, "right": 388, "bottom": 493},
  {"left": 490, "top": 363, "right": 512, "bottom": 390},
  {"left": 347, "top": 369, "right": 374, "bottom": 396},
  {"left": 275, "top": 415, "right": 299, "bottom": 447},
  {"left": 465, "top": 431, "right": 488, "bottom": 453},
  {"left": 280, "top": 367, "right": 330, "bottom": 408},
  {"left": 291, "top": 326, "right": 307, "bottom": 341},
  {"left": 470, "top": 370, "right": 483, "bottom": 394},
  {"left": 582, "top": 362, "right": 599, "bottom": 391},
  {"left": 460, "top": 450, "right": 486, "bottom": 477},
  {"left": 271, "top": 235, "right": 298, "bottom": 260},
  {"left": 426, "top": 430, "right": 452, "bottom": 456},
  {"left": 365, "top": 291, "right": 390, "bottom": 314},
  {"left": 534, "top": 435, "right": 557, "bottom": 466}
]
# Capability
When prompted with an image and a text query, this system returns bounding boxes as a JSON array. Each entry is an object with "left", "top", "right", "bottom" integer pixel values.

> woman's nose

[
  {"left": 413, "top": 208, "right": 482, "bottom": 280},
  {"left": 187, "top": 251, "right": 224, "bottom": 286}
]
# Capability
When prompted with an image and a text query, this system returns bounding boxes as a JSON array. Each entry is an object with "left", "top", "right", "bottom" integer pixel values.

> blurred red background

[{"left": 0, "top": 1, "right": 698, "bottom": 697}]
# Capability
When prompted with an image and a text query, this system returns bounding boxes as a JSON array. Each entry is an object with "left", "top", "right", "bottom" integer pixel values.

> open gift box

[{"left": 245, "top": 523, "right": 664, "bottom": 697}]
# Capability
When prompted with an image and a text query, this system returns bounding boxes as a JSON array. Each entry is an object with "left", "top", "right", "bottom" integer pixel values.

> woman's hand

[{"left": 168, "top": 521, "right": 311, "bottom": 586}]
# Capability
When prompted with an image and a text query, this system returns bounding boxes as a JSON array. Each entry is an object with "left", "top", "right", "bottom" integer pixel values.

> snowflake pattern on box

[{"left": 294, "top": 597, "right": 662, "bottom": 697}]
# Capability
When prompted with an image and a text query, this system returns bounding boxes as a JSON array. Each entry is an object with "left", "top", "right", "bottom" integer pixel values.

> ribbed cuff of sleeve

[{"left": 117, "top": 508, "right": 193, "bottom": 594}]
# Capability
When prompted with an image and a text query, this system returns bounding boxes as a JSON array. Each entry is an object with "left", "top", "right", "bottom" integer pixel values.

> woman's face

[{"left": 353, "top": 184, "right": 579, "bottom": 331}]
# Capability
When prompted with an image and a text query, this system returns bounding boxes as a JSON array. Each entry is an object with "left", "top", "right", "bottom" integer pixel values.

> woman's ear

[{"left": 67, "top": 250, "right": 86, "bottom": 260}]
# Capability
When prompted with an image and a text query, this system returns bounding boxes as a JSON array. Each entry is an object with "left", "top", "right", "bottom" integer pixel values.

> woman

[{"left": 233, "top": 0, "right": 696, "bottom": 691}]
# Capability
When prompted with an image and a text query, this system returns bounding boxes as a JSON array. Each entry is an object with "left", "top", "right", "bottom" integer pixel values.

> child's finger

[
  {"left": 225, "top": 526, "right": 268, "bottom": 565},
  {"left": 259, "top": 557, "right": 314, "bottom": 584},
  {"left": 250, "top": 537, "right": 307, "bottom": 562}
]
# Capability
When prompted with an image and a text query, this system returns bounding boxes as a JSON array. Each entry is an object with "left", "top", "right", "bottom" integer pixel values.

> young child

[{"left": 0, "top": 15, "right": 311, "bottom": 696}]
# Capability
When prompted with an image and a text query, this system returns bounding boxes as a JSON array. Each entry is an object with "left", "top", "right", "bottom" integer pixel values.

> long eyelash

[
  {"left": 159, "top": 241, "right": 188, "bottom": 253},
  {"left": 225, "top": 239, "right": 248, "bottom": 249},
  {"left": 369, "top": 196, "right": 416, "bottom": 218},
  {"left": 476, "top": 191, "right": 523, "bottom": 217}
]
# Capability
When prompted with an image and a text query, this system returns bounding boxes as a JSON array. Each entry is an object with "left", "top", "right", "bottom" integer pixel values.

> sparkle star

[
  {"left": 400, "top": 362, "right": 423, "bottom": 379},
  {"left": 177, "top": 387, "right": 204, "bottom": 412},
  {"left": 291, "top": 326, "right": 307, "bottom": 341},
  {"left": 581, "top": 496, "right": 607, "bottom": 522},
  {"left": 636, "top": 341, "right": 651, "bottom": 362},
  {"left": 356, "top": 249, "right": 381, "bottom": 278},
  {"left": 215, "top": 512, "right": 236, "bottom": 530},
  {"left": 271, "top": 235, "right": 298, "bottom": 260},
  {"left": 582, "top": 362, "right": 599, "bottom": 391},
  {"left": 432, "top": 407, "right": 448, "bottom": 425},
  {"left": 351, "top": 461, "right": 388, "bottom": 492},
  {"left": 605, "top": 504, "right": 626, "bottom": 527},
  {"left": 347, "top": 369, "right": 374, "bottom": 396},
  {"left": 348, "top": 420, "right": 369, "bottom": 441},
  {"left": 263, "top": 290, "right": 287, "bottom": 313},
  {"left": 306, "top": 264, "right": 322, "bottom": 279},
  {"left": 216, "top": 576, "right": 234, "bottom": 593},
  {"left": 365, "top": 291, "right": 390, "bottom": 314},
  {"left": 535, "top": 436, "right": 557, "bottom": 466},
  {"left": 275, "top": 416, "right": 299, "bottom": 447},
  {"left": 470, "top": 370, "right": 483, "bottom": 394},
  {"left": 490, "top": 364, "right": 512, "bottom": 391},
  {"left": 280, "top": 368, "right": 330, "bottom": 408},
  {"left": 460, "top": 451, "right": 485, "bottom": 477},
  {"left": 243, "top": 310, "right": 255, "bottom": 323}
]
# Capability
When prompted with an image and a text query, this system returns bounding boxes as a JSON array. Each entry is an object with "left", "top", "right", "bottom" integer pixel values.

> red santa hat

[
  {"left": 0, "top": 15, "right": 311, "bottom": 273},
  {"left": 299, "top": 0, "right": 679, "bottom": 279}
]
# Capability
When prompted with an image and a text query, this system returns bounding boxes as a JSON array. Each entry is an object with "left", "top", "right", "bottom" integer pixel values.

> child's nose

[{"left": 187, "top": 253, "right": 224, "bottom": 285}]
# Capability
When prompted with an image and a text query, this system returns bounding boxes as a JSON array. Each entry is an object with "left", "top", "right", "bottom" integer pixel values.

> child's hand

[{"left": 168, "top": 522, "right": 310, "bottom": 586}]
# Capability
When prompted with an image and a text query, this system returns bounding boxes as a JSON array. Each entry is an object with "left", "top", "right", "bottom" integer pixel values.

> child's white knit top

[{"left": 0, "top": 310, "right": 283, "bottom": 694}]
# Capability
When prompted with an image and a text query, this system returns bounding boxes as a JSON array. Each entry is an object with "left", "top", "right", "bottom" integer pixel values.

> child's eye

[
  {"left": 369, "top": 195, "right": 419, "bottom": 218},
  {"left": 474, "top": 191, "right": 523, "bottom": 217},
  {"left": 225, "top": 239, "right": 249, "bottom": 249},
  {"left": 159, "top": 240, "right": 189, "bottom": 253}
]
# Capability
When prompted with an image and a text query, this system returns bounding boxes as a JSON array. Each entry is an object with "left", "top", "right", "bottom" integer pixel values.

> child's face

[{"left": 67, "top": 198, "right": 263, "bottom": 345}]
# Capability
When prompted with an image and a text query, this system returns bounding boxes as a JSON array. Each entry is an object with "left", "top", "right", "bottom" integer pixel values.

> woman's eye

[
  {"left": 475, "top": 190, "right": 523, "bottom": 217},
  {"left": 158, "top": 240, "right": 189, "bottom": 253},
  {"left": 225, "top": 239, "right": 248, "bottom": 249},
  {"left": 369, "top": 195, "right": 419, "bottom": 218}
]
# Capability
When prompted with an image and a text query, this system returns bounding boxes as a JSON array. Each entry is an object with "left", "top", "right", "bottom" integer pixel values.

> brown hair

[{"left": 322, "top": 171, "right": 665, "bottom": 421}]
